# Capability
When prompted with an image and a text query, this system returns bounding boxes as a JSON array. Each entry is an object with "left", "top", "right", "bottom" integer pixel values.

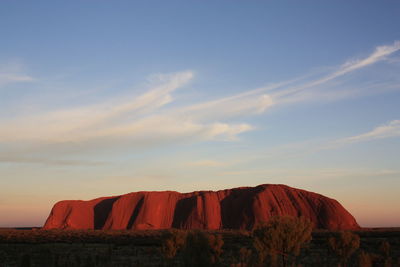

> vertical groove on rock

[
  {"left": 127, "top": 196, "right": 144, "bottom": 229},
  {"left": 94, "top": 197, "right": 120, "bottom": 230}
]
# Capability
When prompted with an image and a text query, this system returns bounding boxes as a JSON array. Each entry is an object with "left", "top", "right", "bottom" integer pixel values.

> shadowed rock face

[{"left": 43, "top": 184, "right": 359, "bottom": 230}]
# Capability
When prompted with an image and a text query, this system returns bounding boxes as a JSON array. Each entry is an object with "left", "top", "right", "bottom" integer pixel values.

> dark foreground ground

[{"left": 0, "top": 228, "right": 399, "bottom": 267}]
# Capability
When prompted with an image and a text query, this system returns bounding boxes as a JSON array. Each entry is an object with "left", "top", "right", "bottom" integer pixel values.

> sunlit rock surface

[{"left": 44, "top": 184, "right": 359, "bottom": 230}]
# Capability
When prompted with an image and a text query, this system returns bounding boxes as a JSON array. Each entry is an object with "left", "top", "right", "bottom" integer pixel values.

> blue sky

[{"left": 1, "top": 1, "right": 400, "bottom": 227}]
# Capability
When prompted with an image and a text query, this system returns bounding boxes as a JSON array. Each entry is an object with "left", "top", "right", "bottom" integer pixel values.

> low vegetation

[
  {"left": 161, "top": 229, "right": 187, "bottom": 260},
  {"left": 0, "top": 228, "right": 166, "bottom": 244},
  {"left": 328, "top": 230, "right": 360, "bottom": 266},
  {"left": 357, "top": 250, "right": 372, "bottom": 267},
  {"left": 252, "top": 216, "right": 313, "bottom": 267},
  {"left": 161, "top": 230, "right": 224, "bottom": 266},
  {"left": 0, "top": 223, "right": 399, "bottom": 266}
]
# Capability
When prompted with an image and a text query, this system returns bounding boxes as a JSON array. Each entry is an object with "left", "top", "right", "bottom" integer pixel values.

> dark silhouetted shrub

[
  {"left": 380, "top": 240, "right": 390, "bottom": 257},
  {"left": 161, "top": 229, "right": 187, "bottom": 260},
  {"left": 181, "top": 230, "right": 224, "bottom": 267},
  {"left": 328, "top": 231, "right": 360, "bottom": 267},
  {"left": 232, "top": 247, "right": 252, "bottom": 267},
  {"left": 380, "top": 240, "right": 392, "bottom": 267},
  {"left": 20, "top": 254, "right": 31, "bottom": 267},
  {"left": 252, "top": 216, "right": 313, "bottom": 267},
  {"left": 208, "top": 233, "right": 224, "bottom": 264},
  {"left": 358, "top": 250, "right": 372, "bottom": 267}
]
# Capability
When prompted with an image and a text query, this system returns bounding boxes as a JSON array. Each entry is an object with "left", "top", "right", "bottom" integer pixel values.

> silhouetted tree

[
  {"left": 236, "top": 247, "right": 252, "bottom": 267},
  {"left": 161, "top": 229, "right": 187, "bottom": 263},
  {"left": 252, "top": 216, "right": 313, "bottom": 267},
  {"left": 181, "top": 230, "right": 224, "bottom": 267},
  {"left": 380, "top": 240, "right": 392, "bottom": 267},
  {"left": 328, "top": 231, "right": 360, "bottom": 267},
  {"left": 208, "top": 233, "right": 224, "bottom": 265},
  {"left": 357, "top": 250, "right": 372, "bottom": 267}
]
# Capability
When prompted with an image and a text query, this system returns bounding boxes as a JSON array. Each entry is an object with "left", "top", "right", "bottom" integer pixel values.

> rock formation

[{"left": 43, "top": 184, "right": 359, "bottom": 230}]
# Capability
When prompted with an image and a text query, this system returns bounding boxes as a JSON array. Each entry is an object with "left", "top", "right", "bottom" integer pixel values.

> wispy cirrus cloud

[
  {"left": 0, "top": 70, "right": 253, "bottom": 162},
  {"left": 260, "top": 120, "right": 400, "bottom": 160},
  {"left": 0, "top": 61, "right": 34, "bottom": 87},
  {"left": 1, "top": 41, "right": 399, "bottom": 165},
  {"left": 337, "top": 120, "right": 400, "bottom": 145},
  {"left": 273, "top": 40, "right": 400, "bottom": 101},
  {"left": 0, "top": 73, "right": 33, "bottom": 85},
  {"left": 179, "top": 41, "right": 400, "bottom": 116}
]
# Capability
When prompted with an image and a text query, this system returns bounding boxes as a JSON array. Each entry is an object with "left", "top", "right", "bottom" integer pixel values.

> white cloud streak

[
  {"left": 260, "top": 120, "right": 400, "bottom": 160},
  {"left": 0, "top": 62, "right": 34, "bottom": 87},
  {"left": 1, "top": 41, "right": 399, "bottom": 164},
  {"left": 273, "top": 41, "right": 400, "bottom": 100},
  {"left": 0, "top": 73, "right": 33, "bottom": 85},
  {"left": 252, "top": 119, "right": 400, "bottom": 159},
  {"left": 338, "top": 120, "right": 400, "bottom": 144},
  {"left": 0, "top": 71, "right": 253, "bottom": 155}
]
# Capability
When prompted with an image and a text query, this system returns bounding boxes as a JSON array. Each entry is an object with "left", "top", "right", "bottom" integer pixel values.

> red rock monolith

[{"left": 43, "top": 184, "right": 359, "bottom": 230}]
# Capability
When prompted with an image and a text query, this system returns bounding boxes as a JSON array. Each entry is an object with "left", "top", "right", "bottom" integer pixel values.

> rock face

[{"left": 43, "top": 184, "right": 359, "bottom": 230}]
